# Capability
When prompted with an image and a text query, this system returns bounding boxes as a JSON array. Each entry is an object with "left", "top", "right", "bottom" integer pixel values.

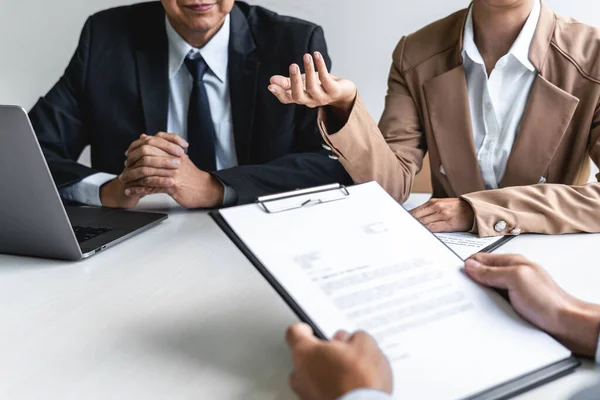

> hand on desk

[
  {"left": 466, "top": 253, "right": 600, "bottom": 358},
  {"left": 269, "top": 52, "right": 357, "bottom": 122},
  {"left": 286, "top": 323, "right": 392, "bottom": 400},
  {"left": 410, "top": 198, "right": 474, "bottom": 233},
  {"left": 101, "top": 132, "right": 224, "bottom": 209}
]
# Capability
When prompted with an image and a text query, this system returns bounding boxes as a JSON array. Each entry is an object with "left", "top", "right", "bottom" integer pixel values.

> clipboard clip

[{"left": 257, "top": 183, "right": 350, "bottom": 214}]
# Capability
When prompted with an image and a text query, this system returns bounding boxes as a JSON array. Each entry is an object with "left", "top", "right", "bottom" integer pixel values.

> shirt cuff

[
  {"left": 596, "top": 333, "right": 600, "bottom": 364},
  {"left": 337, "top": 389, "right": 392, "bottom": 400},
  {"left": 222, "top": 183, "right": 238, "bottom": 207},
  {"left": 59, "top": 173, "right": 116, "bottom": 207}
]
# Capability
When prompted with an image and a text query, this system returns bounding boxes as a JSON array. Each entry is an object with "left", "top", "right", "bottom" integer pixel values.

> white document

[
  {"left": 219, "top": 182, "right": 571, "bottom": 400},
  {"left": 435, "top": 232, "right": 509, "bottom": 260}
]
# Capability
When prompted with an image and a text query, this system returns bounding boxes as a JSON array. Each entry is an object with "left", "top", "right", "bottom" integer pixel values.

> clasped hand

[{"left": 101, "top": 132, "right": 223, "bottom": 209}]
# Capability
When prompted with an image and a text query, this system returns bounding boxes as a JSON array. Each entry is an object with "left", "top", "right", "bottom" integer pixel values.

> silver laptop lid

[{"left": 0, "top": 105, "right": 82, "bottom": 260}]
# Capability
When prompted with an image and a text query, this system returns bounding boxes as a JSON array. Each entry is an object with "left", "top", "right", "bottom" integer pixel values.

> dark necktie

[{"left": 184, "top": 55, "right": 217, "bottom": 171}]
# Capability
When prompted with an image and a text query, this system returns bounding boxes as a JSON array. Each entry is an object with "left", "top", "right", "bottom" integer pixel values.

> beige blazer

[{"left": 319, "top": 3, "right": 600, "bottom": 237}]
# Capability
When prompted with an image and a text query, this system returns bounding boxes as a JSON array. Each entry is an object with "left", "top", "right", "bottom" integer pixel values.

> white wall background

[{"left": 0, "top": 0, "right": 598, "bottom": 177}]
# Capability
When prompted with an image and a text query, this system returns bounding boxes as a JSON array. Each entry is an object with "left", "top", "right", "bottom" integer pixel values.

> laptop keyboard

[{"left": 72, "top": 226, "right": 112, "bottom": 244}]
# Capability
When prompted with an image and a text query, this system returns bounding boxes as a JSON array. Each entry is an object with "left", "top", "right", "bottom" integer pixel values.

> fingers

[
  {"left": 125, "top": 145, "right": 181, "bottom": 168},
  {"left": 125, "top": 146, "right": 171, "bottom": 167},
  {"left": 119, "top": 167, "right": 175, "bottom": 184},
  {"left": 269, "top": 75, "right": 294, "bottom": 104},
  {"left": 269, "top": 84, "right": 294, "bottom": 104},
  {"left": 411, "top": 200, "right": 449, "bottom": 232},
  {"left": 410, "top": 200, "right": 437, "bottom": 219},
  {"left": 470, "top": 253, "right": 530, "bottom": 267},
  {"left": 333, "top": 330, "right": 351, "bottom": 342},
  {"left": 464, "top": 259, "right": 516, "bottom": 289},
  {"left": 127, "top": 133, "right": 188, "bottom": 153},
  {"left": 425, "top": 221, "right": 453, "bottom": 233},
  {"left": 155, "top": 132, "right": 189, "bottom": 149},
  {"left": 304, "top": 54, "right": 325, "bottom": 103},
  {"left": 418, "top": 212, "right": 443, "bottom": 227},
  {"left": 286, "top": 323, "right": 318, "bottom": 353},
  {"left": 270, "top": 75, "right": 292, "bottom": 91},
  {"left": 290, "top": 64, "right": 306, "bottom": 103},
  {"left": 313, "top": 51, "right": 335, "bottom": 93},
  {"left": 129, "top": 155, "right": 181, "bottom": 170},
  {"left": 125, "top": 135, "right": 185, "bottom": 165},
  {"left": 269, "top": 52, "right": 334, "bottom": 107},
  {"left": 348, "top": 330, "right": 377, "bottom": 348}
]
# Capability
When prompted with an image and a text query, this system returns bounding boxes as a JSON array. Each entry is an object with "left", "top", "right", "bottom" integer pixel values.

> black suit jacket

[{"left": 29, "top": 1, "right": 350, "bottom": 205}]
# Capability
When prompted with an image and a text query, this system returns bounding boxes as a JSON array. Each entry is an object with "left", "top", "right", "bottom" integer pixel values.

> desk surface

[{"left": 0, "top": 194, "right": 598, "bottom": 399}]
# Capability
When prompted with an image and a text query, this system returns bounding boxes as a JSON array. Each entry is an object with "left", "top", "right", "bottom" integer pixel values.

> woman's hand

[
  {"left": 269, "top": 52, "right": 357, "bottom": 118},
  {"left": 410, "top": 198, "right": 475, "bottom": 233}
]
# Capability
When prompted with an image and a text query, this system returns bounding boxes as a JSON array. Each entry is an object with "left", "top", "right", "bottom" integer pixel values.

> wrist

[
  {"left": 196, "top": 172, "right": 224, "bottom": 209},
  {"left": 323, "top": 91, "right": 357, "bottom": 134},
  {"left": 100, "top": 178, "right": 131, "bottom": 209},
  {"left": 100, "top": 179, "right": 119, "bottom": 208},
  {"left": 329, "top": 90, "right": 357, "bottom": 119},
  {"left": 556, "top": 299, "right": 600, "bottom": 357}
]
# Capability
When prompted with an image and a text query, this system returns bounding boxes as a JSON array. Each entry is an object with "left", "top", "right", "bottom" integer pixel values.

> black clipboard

[
  {"left": 481, "top": 235, "right": 516, "bottom": 254},
  {"left": 210, "top": 185, "right": 580, "bottom": 400}
]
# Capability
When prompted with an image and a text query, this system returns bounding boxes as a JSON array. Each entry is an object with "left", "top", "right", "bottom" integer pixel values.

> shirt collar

[
  {"left": 462, "top": 0, "right": 540, "bottom": 72},
  {"left": 166, "top": 14, "right": 230, "bottom": 82}
]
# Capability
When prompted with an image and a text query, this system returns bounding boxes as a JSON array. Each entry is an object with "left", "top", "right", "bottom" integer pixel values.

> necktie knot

[{"left": 185, "top": 55, "right": 209, "bottom": 83}]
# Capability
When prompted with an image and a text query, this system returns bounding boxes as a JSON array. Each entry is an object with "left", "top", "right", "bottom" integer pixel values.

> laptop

[{"left": 0, "top": 105, "right": 168, "bottom": 261}]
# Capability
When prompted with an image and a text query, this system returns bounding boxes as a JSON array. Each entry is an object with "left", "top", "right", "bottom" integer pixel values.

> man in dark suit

[{"left": 30, "top": 0, "right": 349, "bottom": 209}]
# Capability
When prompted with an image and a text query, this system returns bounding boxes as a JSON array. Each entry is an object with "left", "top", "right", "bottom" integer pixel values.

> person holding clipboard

[
  {"left": 269, "top": 0, "right": 600, "bottom": 238},
  {"left": 285, "top": 254, "right": 600, "bottom": 400}
]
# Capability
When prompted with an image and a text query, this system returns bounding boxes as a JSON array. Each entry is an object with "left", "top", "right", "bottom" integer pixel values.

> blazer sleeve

[
  {"left": 212, "top": 26, "right": 352, "bottom": 205},
  {"left": 318, "top": 36, "right": 427, "bottom": 204},
  {"left": 28, "top": 17, "right": 100, "bottom": 188},
  {"left": 461, "top": 102, "right": 600, "bottom": 237}
]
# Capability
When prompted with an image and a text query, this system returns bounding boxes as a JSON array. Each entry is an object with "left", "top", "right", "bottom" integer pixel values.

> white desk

[{"left": 0, "top": 194, "right": 598, "bottom": 399}]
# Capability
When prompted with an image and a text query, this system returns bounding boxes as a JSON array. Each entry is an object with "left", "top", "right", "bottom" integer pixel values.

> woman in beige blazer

[{"left": 269, "top": 0, "right": 600, "bottom": 237}]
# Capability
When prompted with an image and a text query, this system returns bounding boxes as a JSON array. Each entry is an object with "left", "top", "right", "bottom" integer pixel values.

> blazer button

[
  {"left": 539, "top": 176, "right": 547, "bottom": 184},
  {"left": 494, "top": 221, "right": 507, "bottom": 233},
  {"left": 509, "top": 228, "right": 521, "bottom": 235}
]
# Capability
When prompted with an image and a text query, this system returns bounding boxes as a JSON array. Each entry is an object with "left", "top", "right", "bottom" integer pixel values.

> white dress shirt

[
  {"left": 462, "top": 0, "right": 540, "bottom": 190},
  {"left": 61, "top": 15, "right": 237, "bottom": 206}
]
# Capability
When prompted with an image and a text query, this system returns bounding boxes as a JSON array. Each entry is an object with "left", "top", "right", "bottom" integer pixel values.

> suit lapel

[
  {"left": 134, "top": 9, "right": 169, "bottom": 135},
  {"left": 228, "top": 5, "right": 260, "bottom": 165},
  {"left": 499, "top": 3, "right": 579, "bottom": 187},
  {"left": 424, "top": 65, "right": 486, "bottom": 196},
  {"left": 500, "top": 76, "right": 579, "bottom": 187}
]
